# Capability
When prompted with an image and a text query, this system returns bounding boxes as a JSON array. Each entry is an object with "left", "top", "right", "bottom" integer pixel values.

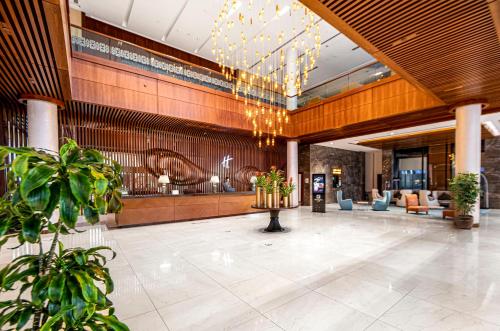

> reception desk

[{"left": 115, "top": 192, "right": 258, "bottom": 227}]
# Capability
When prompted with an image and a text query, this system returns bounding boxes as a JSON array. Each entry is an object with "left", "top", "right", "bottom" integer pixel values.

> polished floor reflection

[{"left": 1, "top": 206, "right": 500, "bottom": 330}]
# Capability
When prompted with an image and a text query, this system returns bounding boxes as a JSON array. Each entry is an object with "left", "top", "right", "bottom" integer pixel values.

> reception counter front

[{"left": 115, "top": 192, "right": 259, "bottom": 227}]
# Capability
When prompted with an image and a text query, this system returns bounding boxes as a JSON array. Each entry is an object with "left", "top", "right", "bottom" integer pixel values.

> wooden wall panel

[
  {"left": 290, "top": 76, "right": 444, "bottom": 139},
  {"left": 71, "top": 54, "right": 275, "bottom": 134}
]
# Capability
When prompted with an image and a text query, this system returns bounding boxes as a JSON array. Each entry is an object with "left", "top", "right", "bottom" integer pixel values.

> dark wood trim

[{"left": 19, "top": 93, "right": 65, "bottom": 109}]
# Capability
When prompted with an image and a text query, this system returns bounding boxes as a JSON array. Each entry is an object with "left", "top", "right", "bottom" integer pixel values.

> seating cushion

[
  {"left": 406, "top": 194, "right": 419, "bottom": 207},
  {"left": 407, "top": 206, "right": 429, "bottom": 211}
]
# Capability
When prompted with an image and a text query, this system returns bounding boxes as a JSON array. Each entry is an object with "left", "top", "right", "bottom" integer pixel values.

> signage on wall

[
  {"left": 221, "top": 155, "right": 233, "bottom": 169},
  {"left": 71, "top": 34, "right": 232, "bottom": 90}
]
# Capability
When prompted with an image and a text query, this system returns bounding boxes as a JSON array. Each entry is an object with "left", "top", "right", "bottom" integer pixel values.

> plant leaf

[
  {"left": 83, "top": 206, "right": 100, "bottom": 225},
  {"left": 70, "top": 270, "right": 98, "bottom": 303},
  {"left": 69, "top": 171, "right": 91, "bottom": 204},
  {"left": 16, "top": 307, "right": 32, "bottom": 330},
  {"left": 94, "top": 178, "right": 108, "bottom": 196},
  {"left": 94, "top": 314, "right": 130, "bottom": 331},
  {"left": 26, "top": 184, "right": 51, "bottom": 211},
  {"left": 19, "top": 165, "right": 57, "bottom": 200},
  {"left": 12, "top": 155, "right": 29, "bottom": 177},
  {"left": 48, "top": 273, "right": 66, "bottom": 302},
  {"left": 21, "top": 216, "right": 42, "bottom": 243},
  {"left": 59, "top": 183, "right": 78, "bottom": 228}
]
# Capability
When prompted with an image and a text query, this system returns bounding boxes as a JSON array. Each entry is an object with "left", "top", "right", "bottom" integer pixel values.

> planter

[
  {"left": 454, "top": 215, "right": 474, "bottom": 230},
  {"left": 283, "top": 196, "right": 289, "bottom": 208},
  {"left": 256, "top": 187, "right": 262, "bottom": 207},
  {"left": 266, "top": 193, "right": 273, "bottom": 209},
  {"left": 272, "top": 186, "right": 279, "bottom": 208}
]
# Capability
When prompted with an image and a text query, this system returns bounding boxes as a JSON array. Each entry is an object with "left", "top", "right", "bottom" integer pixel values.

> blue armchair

[
  {"left": 337, "top": 190, "right": 353, "bottom": 210},
  {"left": 372, "top": 191, "right": 391, "bottom": 211}
]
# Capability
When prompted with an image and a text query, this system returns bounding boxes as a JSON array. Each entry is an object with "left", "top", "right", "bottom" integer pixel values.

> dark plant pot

[{"left": 454, "top": 215, "right": 474, "bottom": 230}]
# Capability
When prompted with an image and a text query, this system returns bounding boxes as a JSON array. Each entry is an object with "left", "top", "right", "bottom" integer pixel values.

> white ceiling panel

[
  {"left": 127, "top": 0, "right": 188, "bottom": 41},
  {"left": 70, "top": 0, "right": 375, "bottom": 87},
  {"left": 77, "top": 0, "right": 131, "bottom": 27}
]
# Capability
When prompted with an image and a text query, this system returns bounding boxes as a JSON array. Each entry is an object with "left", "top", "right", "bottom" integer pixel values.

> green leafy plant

[
  {"left": 280, "top": 179, "right": 296, "bottom": 197},
  {"left": 255, "top": 174, "right": 267, "bottom": 188},
  {"left": 268, "top": 168, "right": 284, "bottom": 186},
  {"left": 449, "top": 172, "right": 480, "bottom": 217},
  {"left": 0, "top": 139, "right": 128, "bottom": 330},
  {"left": 264, "top": 177, "right": 274, "bottom": 194}
]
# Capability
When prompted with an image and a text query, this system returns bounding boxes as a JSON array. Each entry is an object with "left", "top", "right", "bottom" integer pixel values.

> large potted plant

[
  {"left": 449, "top": 173, "right": 480, "bottom": 230},
  {"left": 280, "top": 179, "right": 295, "bottom": 208},
  {"left": 0, "top": 139, "right": 129, "bottom": 330}
]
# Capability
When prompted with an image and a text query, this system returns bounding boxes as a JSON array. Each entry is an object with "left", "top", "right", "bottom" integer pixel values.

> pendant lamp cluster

[{"left": 211, "top": 0, "right": 321, "bottom": 147}]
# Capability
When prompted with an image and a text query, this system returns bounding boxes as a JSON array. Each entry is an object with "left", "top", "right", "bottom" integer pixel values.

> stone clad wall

[
  {"left": 482, "top": 137, "right": 500, "bottom": 209},
  {"left": 299, "top": 144, "right": 365, "bottom": 205},
  {"left": 298, "top": 145, "right": 311, "bottom": 205}
]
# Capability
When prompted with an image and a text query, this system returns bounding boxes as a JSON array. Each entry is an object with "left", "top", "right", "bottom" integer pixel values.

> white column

[
  {"left": 27, "top": 99, "right": 59, "bottom": 154},
  {"left": 287, "top": 140, "right": 299, "bottom": 207},
  {"left": 286, "top": 49, "right": 298, "bottom": 111},
  {"left": 455, "top": 103, "right": 482, "bottom": 225}
]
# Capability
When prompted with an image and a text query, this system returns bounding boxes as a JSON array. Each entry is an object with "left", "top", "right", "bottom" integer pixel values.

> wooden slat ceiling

[
  {"left": 301, "top": 0, "right": 500, "bottom": 109},
  {"left": 358, "top": 127, "right": 493, "bottom": 150},
  {"left": 0, "top": 0, "right": 71, "bottom": 104}
]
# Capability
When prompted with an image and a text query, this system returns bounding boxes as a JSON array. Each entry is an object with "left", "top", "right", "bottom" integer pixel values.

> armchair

[
  {"left": 337, "top": 190, "right": 353, "bottom": 210},
  {"left": 372, "top": 191, "right": 391, "bottom": 211},
  {"left": 406, "top": 194, "right": 429, "bottom": 214}
]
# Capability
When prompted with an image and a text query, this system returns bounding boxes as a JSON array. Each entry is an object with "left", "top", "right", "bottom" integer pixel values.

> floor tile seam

[
  {"left": 113, "top": 242, "right": 172, "bottom": 331},
  {"left": 176, "top": 253, "right": 284, "bottom": 330},
  {"left": 310, "top": 289, "right": 376, "bottom": 321},
  {"left": 403, "top": 291, "right": 500, "bottom": 326},
  {"left": 122, "top": 309, "right": 171, "bottom": 331}
]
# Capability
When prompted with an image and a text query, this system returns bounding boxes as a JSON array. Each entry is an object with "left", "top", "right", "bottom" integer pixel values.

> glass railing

[
  {"left": 70, "top": 26, "right": 285, "bottom": 107},
  {"left": 297, "top": 62, "right": 394, "bottom": 108}
]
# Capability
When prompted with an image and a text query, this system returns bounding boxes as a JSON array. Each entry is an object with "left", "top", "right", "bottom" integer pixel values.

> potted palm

[
  {"left": 255, "top": 174, "right": 267, "bottom": 208},
  {"left": 0, "top": 139, "right": 128, "bottom": 330},
  {"left": 449, "top": 173, "right": 480, "bottom": 229},
  {"left": 280, "top": 179, "right": 296, "bottom": 208}
]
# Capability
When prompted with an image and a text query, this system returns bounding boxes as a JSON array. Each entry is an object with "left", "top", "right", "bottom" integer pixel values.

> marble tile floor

[{"left": 1, "top": 205, "right": 500, "bottom": 331}]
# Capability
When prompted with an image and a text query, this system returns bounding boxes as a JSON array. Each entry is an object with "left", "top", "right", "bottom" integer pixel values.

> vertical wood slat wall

[
  {"left": 0, "top": 102, "right": 28, "bottom": 196},
  {"left": 59, "top": 102, "right": 286, "bottom": 196}
]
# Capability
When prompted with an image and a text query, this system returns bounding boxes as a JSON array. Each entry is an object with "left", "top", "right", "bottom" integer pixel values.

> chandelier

[{"left": 212, "top": 0, "right": 321, "bottom": 147}]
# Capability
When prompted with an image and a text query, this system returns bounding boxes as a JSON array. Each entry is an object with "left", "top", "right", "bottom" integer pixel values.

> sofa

[
  {"left": 395, "top": 190, "right": 413, "bottom": 207},
  {"left": 419, "top": 190, "right": 444, "bottom": 209}
]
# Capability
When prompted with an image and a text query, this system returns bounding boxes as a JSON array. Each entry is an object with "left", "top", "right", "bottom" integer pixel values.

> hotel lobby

[{"left": 1, "top": 0, "right": 500, "bottom": 330}]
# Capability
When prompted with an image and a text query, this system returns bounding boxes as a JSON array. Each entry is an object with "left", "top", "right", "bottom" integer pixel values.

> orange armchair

[{"left": 406, "top": 194, "right": 429, "bottom": 215}]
